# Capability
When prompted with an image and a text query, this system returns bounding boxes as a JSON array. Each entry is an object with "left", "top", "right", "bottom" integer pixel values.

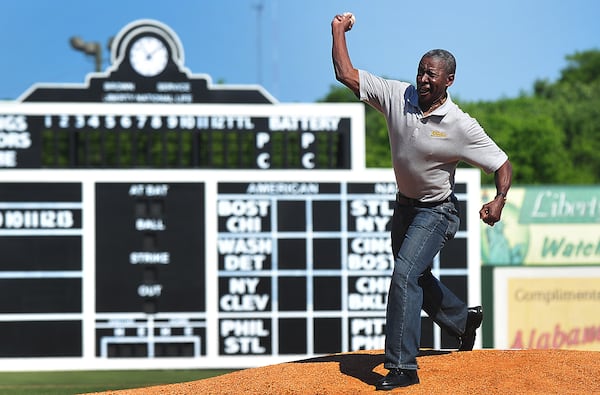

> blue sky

[{"left": 1, "top": 0, "right": 598, "bottom": 103}]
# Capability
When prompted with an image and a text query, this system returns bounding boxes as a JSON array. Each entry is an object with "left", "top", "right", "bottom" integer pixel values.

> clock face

[{"left": 128, "top": 36, "right": 169, "bottom": 77}]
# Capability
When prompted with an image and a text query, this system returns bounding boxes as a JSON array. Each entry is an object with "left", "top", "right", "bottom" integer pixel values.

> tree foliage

[{"left": 321, "top": 49, "right": 600, "bottom": 184}]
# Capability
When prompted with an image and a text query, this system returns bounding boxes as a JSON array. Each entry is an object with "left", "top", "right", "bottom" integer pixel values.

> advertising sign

[
  {"left": 494, "top": 267, "right": 600, "bottom": 350},
  {"left": 481, "top": 186, "right": 600, "bottom": 265}
]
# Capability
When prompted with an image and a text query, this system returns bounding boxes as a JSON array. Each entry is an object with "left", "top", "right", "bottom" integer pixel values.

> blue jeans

[{"left": 384, "top": 195, "right": 468, "bottom": 370}]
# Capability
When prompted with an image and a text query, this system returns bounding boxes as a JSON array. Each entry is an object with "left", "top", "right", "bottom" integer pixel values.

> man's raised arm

[{"left": 331, "top": 13, "right": 359, "bottom": 97}]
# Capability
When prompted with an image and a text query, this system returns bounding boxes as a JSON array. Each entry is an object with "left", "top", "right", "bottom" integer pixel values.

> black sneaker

[
  {"left": 375, "top": 368, "right": 419, "bottom": 391},
  {"left": 458, "top": 306, "right": 483, "bottom": 351}
]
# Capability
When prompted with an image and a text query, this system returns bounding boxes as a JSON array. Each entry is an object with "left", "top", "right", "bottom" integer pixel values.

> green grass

[{"left": 0, "top": 369, "right": 236, "bottom": 395}]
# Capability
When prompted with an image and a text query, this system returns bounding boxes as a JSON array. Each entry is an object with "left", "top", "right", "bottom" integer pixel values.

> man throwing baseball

[{"left": 331, "top": 13, "right": 512, "bottom": 391}]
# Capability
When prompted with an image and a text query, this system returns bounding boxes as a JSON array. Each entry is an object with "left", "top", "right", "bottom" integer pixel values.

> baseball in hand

[{"left": 343, "top": 12, "right": 355, "bottom": 30}]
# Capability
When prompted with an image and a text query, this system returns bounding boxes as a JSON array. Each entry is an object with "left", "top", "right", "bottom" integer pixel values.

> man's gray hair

[{"left": 422, "top": 49, "right": 456, "bottom": 75}]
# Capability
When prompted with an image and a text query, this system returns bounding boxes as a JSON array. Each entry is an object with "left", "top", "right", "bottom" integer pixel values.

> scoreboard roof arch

[
  {"left": 111, "top": 19, "right": 185, "bottom": 71},
  {"left": 17, "top": 19, "right": 278, "bottom": 104}
]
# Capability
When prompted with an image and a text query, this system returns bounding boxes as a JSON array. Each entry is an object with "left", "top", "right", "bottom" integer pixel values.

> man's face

[{"left": 416, "top": 56, "right": 454, "bottom": 109}]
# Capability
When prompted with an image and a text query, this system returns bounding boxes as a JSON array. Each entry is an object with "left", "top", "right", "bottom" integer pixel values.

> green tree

[
  {"left": 533, "top": 50, "right": 600, "bottom": 183},
  {"left": 557, "top": 50, "right": 600, "bottom": 85},
  {"left": 460, "top": 97, "right": 572, "bottom": 184}
]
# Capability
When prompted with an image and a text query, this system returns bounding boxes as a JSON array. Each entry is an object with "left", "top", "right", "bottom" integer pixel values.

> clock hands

[{"left": 140, "top": 39, "right": 165, "bottom": 60}]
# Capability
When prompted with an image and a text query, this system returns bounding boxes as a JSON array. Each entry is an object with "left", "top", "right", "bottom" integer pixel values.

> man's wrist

[{"left": 495, "top": 191, "right": 507, "bottom": 202}]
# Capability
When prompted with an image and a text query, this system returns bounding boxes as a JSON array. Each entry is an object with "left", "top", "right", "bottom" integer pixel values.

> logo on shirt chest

[{"left": 430, "top": 130, "right": 447, "bottom": 138}]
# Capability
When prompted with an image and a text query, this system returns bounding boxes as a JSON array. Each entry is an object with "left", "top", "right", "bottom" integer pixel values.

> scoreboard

[
  {"left": 0, "top": 169, "right": 481, "bottom": 370},
  {"left": 0, "top": 18, "right": 482, "bottom": 371}
]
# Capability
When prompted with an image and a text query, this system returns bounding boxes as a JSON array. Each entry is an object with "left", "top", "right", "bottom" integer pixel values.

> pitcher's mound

[{"left": 89, "top": 349, "right": 600, "bottom": 394}]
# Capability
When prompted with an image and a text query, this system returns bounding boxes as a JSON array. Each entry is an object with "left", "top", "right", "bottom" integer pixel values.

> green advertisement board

[{"left": 481, "top": 186, "right": 600, "bottom": 265}]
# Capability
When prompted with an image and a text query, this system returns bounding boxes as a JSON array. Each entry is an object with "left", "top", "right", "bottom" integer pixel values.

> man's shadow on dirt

[{"left": 296, "top": 350, "right": 450, "bottom": 386}]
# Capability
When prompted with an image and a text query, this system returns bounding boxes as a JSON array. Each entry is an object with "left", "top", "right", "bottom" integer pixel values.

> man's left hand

[{"left": 479, "top": 197, "right": 505, "bottom": 226}]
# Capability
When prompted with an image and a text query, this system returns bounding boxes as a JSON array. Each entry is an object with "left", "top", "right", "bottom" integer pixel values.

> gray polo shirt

[{"left": 359, "top": 69, "right": 508, "bottom": 202}]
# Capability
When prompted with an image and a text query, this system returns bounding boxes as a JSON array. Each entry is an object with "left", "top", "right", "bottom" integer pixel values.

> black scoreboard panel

[
  {"left": 1, "top": 101, "right": 364, "bottom": 170},
  {"left": 0, "top": 182, "right": 82, "bottom": 357},
  {"left": 95, "top": 182, "right": 206, "bottom": 358},
  {"left": 19, "top": 114, "right": 353, "bottom": 170},
  {"left": 217, "top": 180, "right": 471, "bottom": 356}
]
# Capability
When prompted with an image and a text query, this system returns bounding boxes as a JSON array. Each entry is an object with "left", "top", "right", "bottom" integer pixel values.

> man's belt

[{"left": 396, "top": 193, "right": 452, "bottom": 208}]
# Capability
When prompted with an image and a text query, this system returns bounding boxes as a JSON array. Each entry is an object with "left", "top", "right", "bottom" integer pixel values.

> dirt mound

[{"left": 87, "top": 349, "right": 600, "bottom": 394}]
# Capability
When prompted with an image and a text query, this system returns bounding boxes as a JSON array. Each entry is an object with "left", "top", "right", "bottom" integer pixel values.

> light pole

[
  {"left": 252, "top": 1, "right": 264, "bottom": 85},
  {"left": 69, "top": 36, "right": 103, "bottom": 72}
]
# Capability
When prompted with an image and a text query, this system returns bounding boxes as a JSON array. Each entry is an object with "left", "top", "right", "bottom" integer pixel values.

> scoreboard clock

[
  {"left": 106, "top": 19, "right": 184, "bottom": 80},
  {"left": 128, "top": 35, "right": 170, "bottom": 77}
]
